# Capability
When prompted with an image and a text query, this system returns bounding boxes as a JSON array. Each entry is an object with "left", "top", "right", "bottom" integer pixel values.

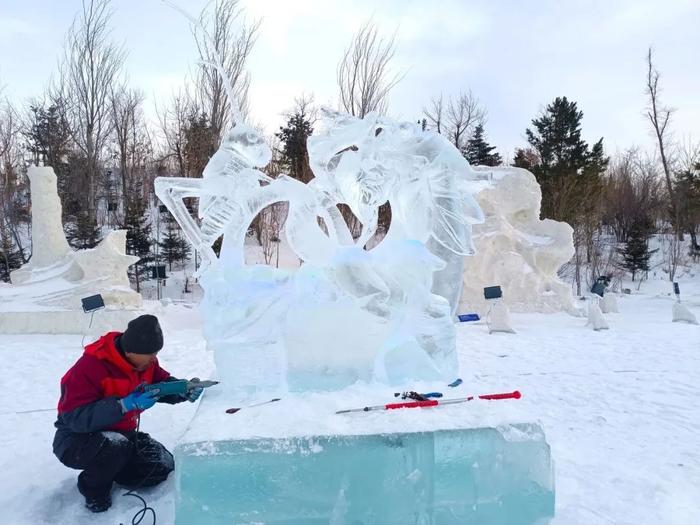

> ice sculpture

[
  {"left": 586, "top": 298, "right": 609, "bottom": 331},
  {"left": 12, "top": 165, "right": 72, "bottom": 272},
  {"left": 0, "top": 166, "right": 141, "bottom": 334},
  {"left": 460, "top": 167, "right": 577, "bottom": 316},
  {"left": 161, "top": 14, "right": 555, "bottom": 523},
  {"left": 600, "top": 293, "right": 619, "bottom": 313},
  {"left": 487, "top": 300, "right": 516, "bottom": 334},
  {"left": 672, "top": 302, "right": 698, "bottom": 324},
  {"left": 155, "top": 109, "right": 484, "bottom": 392}
]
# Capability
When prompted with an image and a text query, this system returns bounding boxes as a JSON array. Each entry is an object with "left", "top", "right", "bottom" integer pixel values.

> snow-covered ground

[{"left": 0, "top": 276, "right": 698, "bottom": 524}]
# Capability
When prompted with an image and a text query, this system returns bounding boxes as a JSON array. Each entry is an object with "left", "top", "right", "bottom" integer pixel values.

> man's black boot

[{"left": 85, "top": 493, "right": 112, "bottom": 513}]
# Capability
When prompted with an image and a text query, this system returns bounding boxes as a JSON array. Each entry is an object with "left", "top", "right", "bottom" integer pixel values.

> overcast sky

[{"left": 1, "top": 0, "right": 698, "bottom": 160}]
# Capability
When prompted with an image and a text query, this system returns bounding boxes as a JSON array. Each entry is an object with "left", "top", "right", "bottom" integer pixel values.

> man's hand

[
  {"left": 119, "top": 389, "right": 157, "bottom": 413},
  {"left": 186, "top": 377, "right": 204, "bottom": 402},
  {"left": 186, "top": 388, "right": 204, "bottom": 402}
]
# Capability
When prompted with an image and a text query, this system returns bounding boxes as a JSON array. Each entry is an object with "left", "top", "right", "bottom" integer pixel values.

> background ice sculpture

[
  {"left": 0, "top": 166, "right": 141, "bottom": 334},
  {"left": 459, "top": 167, "right": 577, "bottom": 315},
  {"left": 156, "top": 109, "right": 484, "bottom": 393}
]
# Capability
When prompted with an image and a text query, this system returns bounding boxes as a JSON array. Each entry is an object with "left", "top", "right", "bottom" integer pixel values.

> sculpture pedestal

[{"left": 174, "top": 391, "right": 555, "bottom": 524}]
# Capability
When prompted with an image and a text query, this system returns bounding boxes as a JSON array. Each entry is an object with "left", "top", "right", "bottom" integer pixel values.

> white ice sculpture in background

[
  {"left": 487, "top": 300, "right": 516, "bottom": 334},
  {"left": 156, "top": 109, "right": 484, "bottom": 392},
  {"left": 0, "top": 166, "right": 141, "bottom": 334},
  {"left": 600, "top": 293, "right": 619, "bottom": 314},
  {"left": 586, "top": 297, "right": 609, "bottom": 331},
  {"left": 460, "top": 167, "right": 577, "bottom": 316},
  {"left": 672, "top": 302, "right": 698, "bottom": 325}
]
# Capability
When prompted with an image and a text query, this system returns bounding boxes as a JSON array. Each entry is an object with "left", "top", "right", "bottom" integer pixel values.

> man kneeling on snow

[{"left": 52, "top": 314, "right": 202, "bottom": 513}]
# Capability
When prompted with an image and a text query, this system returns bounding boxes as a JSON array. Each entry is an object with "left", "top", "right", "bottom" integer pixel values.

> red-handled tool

[{"left": 336, "top": 390, "right": 521, "bottom": 414}]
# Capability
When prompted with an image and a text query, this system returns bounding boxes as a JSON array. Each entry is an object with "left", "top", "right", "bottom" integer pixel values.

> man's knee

[
  {"left": 97, "top": 432, "right": 134, "bottom": 463},
  {"left": 58, "top": 431, "right": 133, "bottom": 470},
  {"left": 141, "top": 439, "right": 175, "bottom": 484},
  {"left": 116, "top": 434, "right": 174, "bottom": 488}
]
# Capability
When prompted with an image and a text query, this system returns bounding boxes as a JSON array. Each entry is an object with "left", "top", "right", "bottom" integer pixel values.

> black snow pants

[{"left": 56, "top": 430, "right": 174, "bottom": 499}]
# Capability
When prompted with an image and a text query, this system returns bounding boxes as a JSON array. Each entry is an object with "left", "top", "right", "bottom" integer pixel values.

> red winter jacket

[{"left": 56, "top": 332, "right": 171, "bottom": 434}]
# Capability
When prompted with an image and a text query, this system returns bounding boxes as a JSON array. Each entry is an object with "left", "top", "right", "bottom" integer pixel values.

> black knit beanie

[{"left": 121, "top": 315, "right": 163, "bottom": 355}]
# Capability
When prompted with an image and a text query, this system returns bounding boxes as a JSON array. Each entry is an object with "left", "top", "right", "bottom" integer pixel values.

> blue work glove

[
  {"left": 186, "top": 387, "right": 204, "bottom": 402},
  {"left": 186, "top": 377, "right": 204, "bottom": 402},
  {"left": 119, "top": 389, "right": 157, "bottom": 413}
]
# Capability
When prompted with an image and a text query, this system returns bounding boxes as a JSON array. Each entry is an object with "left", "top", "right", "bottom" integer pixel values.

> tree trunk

[
  {"left": 135, "top": 261, "right": 140, "bottom": 293},
  {"left": 121, "top": 151, "right": 128, "bottom": 212},
  {"left": 86, "top": 125, "right": 95, "bottom": 223},
  {"left": 574, "top": 243, "right": 582, "bottom": 297}
]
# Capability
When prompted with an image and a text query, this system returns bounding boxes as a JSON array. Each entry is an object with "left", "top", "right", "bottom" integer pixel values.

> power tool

[{"left": 141, "top": 378, "right": 219, "bottom": 398}]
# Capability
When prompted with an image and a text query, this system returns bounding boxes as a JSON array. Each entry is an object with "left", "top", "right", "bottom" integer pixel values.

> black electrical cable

[
  {"left": 81, "top": 310, "right": 96, "bottom": 349},
  {"left": 121, "top": 490, "right": 156, "bottom": 525}
]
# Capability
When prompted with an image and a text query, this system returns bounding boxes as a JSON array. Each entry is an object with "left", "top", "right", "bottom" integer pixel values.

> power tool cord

[{"left": 81, "top": 310, "right": 96, "bottom": 349}]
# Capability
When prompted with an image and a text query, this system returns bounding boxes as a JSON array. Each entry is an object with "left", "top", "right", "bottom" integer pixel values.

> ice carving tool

[
  {"left": 142, "top": 379, "right": 219, "bottom": 398},
  {"left": 394, "top": 391, "right": 443, "bottom": 401},
  {"left": 226, "top": 398, "right": 281, "bottom": 414},
  {"left": 336, "top": 390, "right": 521, "bottom": 414}
]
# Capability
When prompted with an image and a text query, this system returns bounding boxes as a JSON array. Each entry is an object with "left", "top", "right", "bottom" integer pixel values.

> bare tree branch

[
  {"left": 446, "top": 90, "right": 485, "bottom": 149},
  {"left": 56, "top": 0, "right": 125, "bottom": 223},
  {"left": 423, "top": 90, "right": 485, "bottom": 149},
  {"left": 423, "top": 94, "right": 444, "bottom": 134},
  {"left": 194, "top": 0, "right": 260, "bottom": 143},
  {"left": 156, "top": 88, "right": 192, "bottom": 178},
  {"left": 645, "top": 47, "right": 679, "bottom": 236},
  {"left": 111, "top": 86, "right": 151, "bottom": 213},
  {"left": 337, "top": 21, "right": 403, "bottom": 118},
  {"left": 0, "top": 97, "right": 28, "bottom": 264}
]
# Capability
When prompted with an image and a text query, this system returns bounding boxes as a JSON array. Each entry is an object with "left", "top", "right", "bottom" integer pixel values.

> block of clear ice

[{"left": 175, "top": 423, "right": 554, "bottom": 525}]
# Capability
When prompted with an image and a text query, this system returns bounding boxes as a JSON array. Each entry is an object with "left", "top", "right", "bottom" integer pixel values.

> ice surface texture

[
  {"left": 175, "top": 424, "right": 554, "bottom": 524},
  {"left": 155, "top": 109, "right": 484, "bottom": 392}
]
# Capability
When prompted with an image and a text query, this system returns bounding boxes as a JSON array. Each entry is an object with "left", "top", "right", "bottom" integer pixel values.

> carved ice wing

[
  {"left": 153, "top": 177, "right": 218, "bottom": 267},
  {"left": 426, "top": 168, "right": 484, "bottom": 256}
]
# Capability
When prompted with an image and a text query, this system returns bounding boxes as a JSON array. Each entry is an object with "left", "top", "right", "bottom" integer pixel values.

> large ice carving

[
  {"left": 0, "top": 166, "right": 141, "bottom": 334},
  {"left": 155, "top": 109, "right": 484, "bottom": 393},
  {"left": 459, "top": 167, "right": 576, "bottom": 315}
]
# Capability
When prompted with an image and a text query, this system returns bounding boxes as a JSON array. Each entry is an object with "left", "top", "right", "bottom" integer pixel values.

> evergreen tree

[
  {"left": 0, "top": 223, "right": 23, "bottom": 283},
  {"left": 158, "top": 214, "right": 190, "bottom": 271},
  {"left": 275, "top": 111, "right": 313, "bottom": 183},
  {"left": 24, "top": 101, "right": 76, "bottom": 222},
  {"left": 524, "top": 96, "right": 608, "bottom": 223},
  {"left": 618, "top": 218, "right": 657, "bottom": 281},
  {"left": 184, "top": 111, "right": 217, "bottom": 178},
  {"left": 462, "top": 124, "right": 502, "bottom": 166},
  {"left": 121, "top": 197, "right": 153, "bottom": 293},
  {"left": 675, "top": 163, "right": 700, "bottom": 253},
  {"left": 24, "top": 102, "right": 71, "bottom": 169},
  {"left": 512, "top": 148, "right": 539, "bottom": 170},
  {"left": 65, "top": 211, "right": 102, "bottom": 249}
]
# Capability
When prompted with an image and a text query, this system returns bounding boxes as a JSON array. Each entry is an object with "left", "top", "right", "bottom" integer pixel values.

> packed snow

[{"left": 0, "top": 273, "right": 697, "bottom": 524}]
